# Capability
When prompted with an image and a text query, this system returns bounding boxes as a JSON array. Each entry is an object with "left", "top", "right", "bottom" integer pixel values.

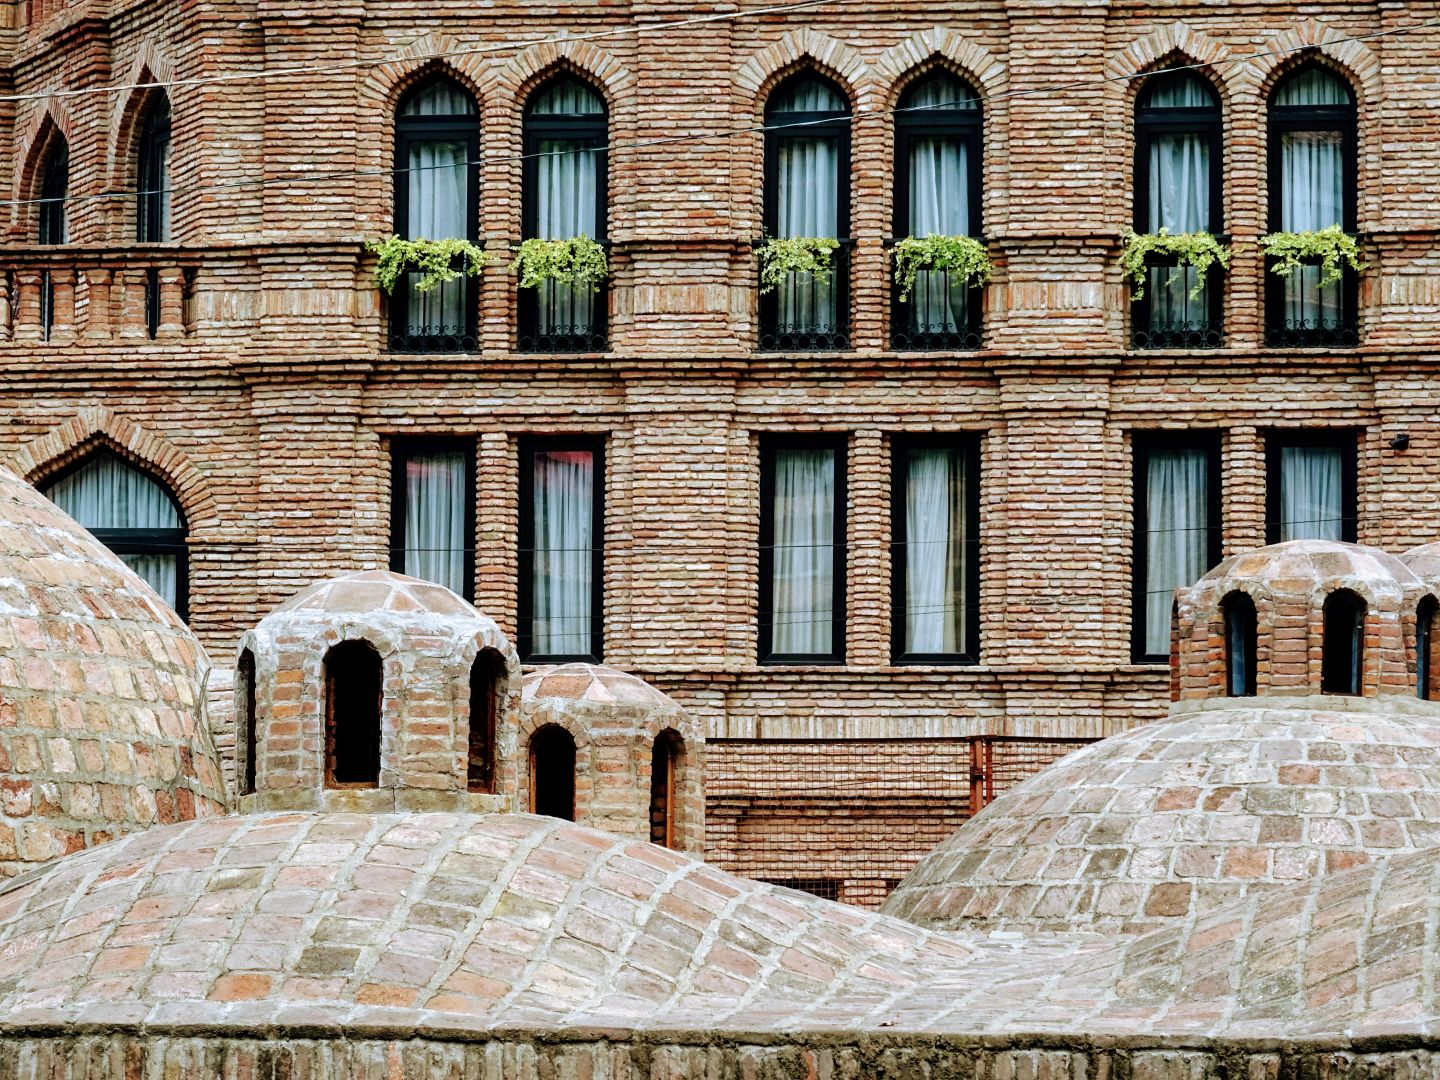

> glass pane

[
  {"left": 1148, "top": 132, "right": 1209, "bottom": 233},
  {"left": 909, "top": 137, "right": 969, "bottom": 236},
  {"left": 402, "top": 79, "right": 476, "bottom": 116},
  {"left": 532, "top": 450, "right": 595, "bottom": 655},
  {"left": 904, "top": 448, "right": 969, "bottom": 654},
  {"left": 901, "top": 73, "right": 977, "bottom": 111},
  {"left": 1282, "top": 262, "right": 1342, "bottom": 332},
  {"left": 45, "top": 455, "right": 180, "bottom": 530},
  {"left": 121, "top": 554, "right": 179, "bottom": 610},
  {"left": 402, "top": 450, "right": 468, "bottom": 596},
  {"left": 770, "top": 447, "right": 836, "bottom": 655},
  {"left": 530, "top": 79, "right": 604, "bottom": 116},
  {"left": 1141, "top": 72, "right": 1216, "bottom": 109},
  {"left": 1279, "top": 445, "right": 1345, "bottom": 541},
  {"left": 1275, "top": 68, "right": 1351, "bottom": 107},
  {"left": 1280, "top": 130, "right": 1344, "bottom": 232},
  {"left": 1143, "top": 448, "right": 1210, "bottom": 656},
  {"left": 770, "top": 77, "right": 845, "bottom": 114},
  {"left": 1146, "top": 264, "right": 1208, "bottom": 332}
]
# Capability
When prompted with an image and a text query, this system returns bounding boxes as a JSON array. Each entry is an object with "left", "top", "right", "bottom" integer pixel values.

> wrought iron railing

[
  {"left": 757, "top": 240, "right": 851, "bottom": 352},
  {"left": 1264, "top": 254, "right": 1359, "bottom": 348},
  {"left": 1130, "top": 258, "right": 1223, "bottom": 350},
  {"left": 516, "top": 242, "right": 610, "bottom": 354},
  {"left": 889, "top": 253, "right": 983, "bottom": 351},
  {"left": 387, "top": 265, "right": 478, "bottom": 354}
]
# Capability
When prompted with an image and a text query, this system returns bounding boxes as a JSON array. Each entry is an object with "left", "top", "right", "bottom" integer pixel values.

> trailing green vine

[
  {"left": 1120, "top": 229, "right": 1232, "bottom": 301},
  {"left": 509, "top": 237, "right": 609, "bottom": 292},
  {"left": 1261, "top": 225, "right": 1364, "bottom": 286},
  {"left": 891, "top": 235, "right": 993, "bottom": 301},
  {"left": 365, "top": 236, "right": 491, "bottom": 295},
  {"left": 755, "top": 236, "right": 840, "bottom": 294}
]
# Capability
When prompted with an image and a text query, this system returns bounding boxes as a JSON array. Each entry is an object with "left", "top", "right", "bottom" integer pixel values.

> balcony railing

[
  {"left": 516, "top": 243, "right": 610, "bottom": 354},
  {"left": 1130, "top": 258, "right": 1223, "bottom": 350},
  {"left": 757, "top": 240, "right": 851, "bottom": 352},
  {"left": 1264, "top": 256, "right": 1359, "bottom": 348},
  {"left": 0, "top": 250, "right": 192, "bottom": 342},
  {"left": 889, "top": 248, "right": 983, "bottom": 351},
  {"left": 388, "top": 272, "right": 478, "bottom": 354}
]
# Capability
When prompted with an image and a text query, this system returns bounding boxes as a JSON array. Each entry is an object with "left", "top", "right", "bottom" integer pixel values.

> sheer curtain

[
  {"left": 905, "top": 448, "right": 968, "bottom": 654},
  {"left": 1277, "top": 70, "right": 1348, "bottom": 329},
  {"left": 905, "top": 75, "right": 973, "bottom": 335},
  {"left": 533, "top": 450, "right": 594, "bottom": 655},
  {"left": 771, "top": 447, "right": 836, "bottom": 655},
  {"left": 1279, "top": 445, "right": 1344, "bottom": 540},
  {"left": 401, "top": 81, "right": 475, "bottom": 338},
  {"left": 531, "top": 81, "right": 603, "bottom": 337},
  {"left": 773, "top": 80, "right": 843, "bottom": 334},
  {"left": 1144, "top": 449, "right": 1209, "bottom": 656},
  {"left": 403, "top": 450, "right": 467, "bottom": 595},
  {"left": 1144, "top": 76, "right": 1212, "bottom": 328}
]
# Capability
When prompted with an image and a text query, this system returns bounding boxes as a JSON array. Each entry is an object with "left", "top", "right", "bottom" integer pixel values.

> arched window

[
  {"left": 37, "top": 136, "right": 68, "bottom": 245},
  {"left": 467, "top": 649, "right": 505, "bottom": 793},
  {"left": 529, "top": 724, "right": 576, "bottom": 820},
  {"left": 761, "top": 73, "right": 851, "bottom": 351},
  {"left": 1267, "top": 65, "right": 1357, "bottom": 347},
  {"left": 1321, "top": 589, "right": 1366, "bottom": 695},
  {"left": 649, "top": 729, "right": 685, "bottom": 849},
  {"left": 1133, "top": 71, "right": 1223, "bottom": 349},
  {"left": 237, "top": 648, "right": 257, "bottom": 795},
  {"left": 1222, "top": 592, "right": 1258, "bottom": 697},
  {"left": 1418, "top": 597, "right": 1436, "bottom": 701},
  {"left": 42, "top": 452, "right": 188, "bottom": 618},
  {"left": 520, "top": 76, "right": 608, "bottom": 353},
  {"left": 324, "top": 641, "right": 382, "bottom": 788},
  {"left": 892, "top": 71, "right": 982, "bottom": 350},
  {"left": 137, "top": 95, "right": 172, "bottom": 243},
  {"left": 392, "top": 76, "right": 479, "bottom": 353}
]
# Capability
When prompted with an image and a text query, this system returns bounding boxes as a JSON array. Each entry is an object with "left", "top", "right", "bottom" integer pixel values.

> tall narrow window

[
  {"left": 1222, "top": 592, "right": 1258, "bottom": 697},
  {"left": 520, "top": 76, "right": 608, "bottom": 353},
  {"left": 37, "top": 136, "right": 68, "bottom": 245},
  {"left": 760, "top": 436, "right": 846, "bottom": 662},
  {"left": 761, "top": 74, "right": 851, "bottom": 350},
  {"left": 519, "top": 438, "right": 603, "bottom": 662},
  {"left": 1133, "top": 435, "right": 1221, "bottom": 662},
  {"left": 894, "top": 437, "right": 980, "bottom": 662},
  {"left": 43, "top": 452, "right": 188, "bottom": 618},
  {"left": 468, "top": 650, "right": 503, "bottom": 793},
  {"left": 1266, "top": 431, "right": 1357, "bottom": 543},
  {"left": 1267, "top": 65, "right": 1357, "bottom": 347},
  {"left": 649, "top": 729, "right": 684, "bottom": 849},
  {"left": 1418, "top": 597, "right": 1436, "bottom": 701},
  {"left": 137, "top": 95, "right": 172, "bottom": 243},
  {"left": 392, "top": 77, "right": 479, "bottom": 352},
  {"left": 529, "top": 725, "right": 576, "bottom": 820},
  {"left": 324, "top": 640, "right": 382, "bottom": 787},
  {"left": 238, "top": 648, "right": 258, "bottom": 795},
  {"left": 892, "top": 71, "right": 982, "bottom": 350},
  {"left": 1133, "top": 72, "right": 1222, "bottom": 348},
  {"left": 390, "top": 439, "right": 475, "bottom": 599},
  {"left": 1321, "top": 589, "right": 1365, "bottom": 695}
]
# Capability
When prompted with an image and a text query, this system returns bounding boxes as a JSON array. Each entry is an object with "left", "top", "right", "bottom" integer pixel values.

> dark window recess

[
  {"left": 324, "top": 641, "right": 383, "bottom": 787},
  {"left": 1418, "top": 597, "right": 1436, "bottom": 701},
  {"left": 238, "top": 649, "right": 258, "bottom": 795},
  {"left": 760, "top": 878, "right": 842, "bottom": 902},
  {"left": 1223, "top": 592, "right": 1258, "bottom": 697},
  {"left": 38, "top": 138, "right": 68, "bottom": 245},
  {"left": 144, "top": 267, "right": 161, "bottom": 339},
  {"left": 468, "top": 650, "right": 504, "bottom": 794},
  {"left": 136, "top": 95, "right": 172, "bottom": 243},
  {"left": 1321, "top": 589, "right": 1365, "bottom": 696},
  {"left": 530, "top": 725, "right": 577, "bottom": 820},
  {"left": 649, "top": 729, "right": 683, "bottom": 849}
]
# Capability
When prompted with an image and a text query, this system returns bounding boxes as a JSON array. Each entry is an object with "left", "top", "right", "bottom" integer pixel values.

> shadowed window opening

[
  {"left": 1419, "top": 597, "right": 1437, "bottom": 701},
  {"left": 1321, "top": 589, "right": 1365, "bottom": 696},
  {"left": 1223, "top": 592, "right": 1258, "bottom": 697},
  {"left": 529, "top": 725, "right": 576, "bottom": 820},
  {"left": 325, "top": 640, "right": 382, "bottom": 787},
  {"left": 468, "top": 649, "right": 504, "bottom": 793},
  {"left": 238, "top": 649, "right": 257, "bottom": 795},
  {"left": 649, "top": 729, "right": 684, "bottom": 849}
]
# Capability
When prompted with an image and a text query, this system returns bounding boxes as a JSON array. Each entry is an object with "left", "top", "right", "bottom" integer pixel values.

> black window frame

[
  {"left": 37, "top": 136, "right": 68, "bottom": 245},
  {"left": 388, "top": 435, "right": 477, "bottom": 602},
  {"left": 758, "top": 432, "right": 848, "bottom": 665},
  {"left": 1131, "top": 431, "right": 1223, "bottom": 664},
  {"left": 518, "top": 74, "right": 610, "bottom": 354},
  {"left": 391, "top": 75, "right": 481, "bottom": 354},
  {"left": 136, "top": 94, "right": 172, "bottom": 244},
  {"left": 890, "top": 433, "right": 982, "bottom": 665},
  {"left": 1264, "top": 428, "right": 1359, "bottom": 545},
  {"left": 1265, "top": 62, "right": 1359, "bottom": 348},
  {"left": 517, "top": 434, "right": 606, "bottom": 664},
  {"left": 1131, "top": 71, "right": 1225, "bottom": 349}
]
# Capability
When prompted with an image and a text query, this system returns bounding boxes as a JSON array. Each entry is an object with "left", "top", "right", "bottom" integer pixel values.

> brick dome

[
  {"left": 1400, "top": 541, "right": 1440, "bottom": 589},
  {"left": 0, "top": 465, "right": 226, "bottom": 877}
]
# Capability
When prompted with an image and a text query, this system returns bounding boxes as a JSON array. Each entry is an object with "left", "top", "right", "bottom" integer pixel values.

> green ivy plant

[
  {"left": 755, "top": 236, "right": 840, "bottom": 294},
  {"left": 509, "top": 236, "right": 609, "bottom": 292},
  {"left": 1261, "top": 224, "right": 1364, "bottom": 286},
  {"left": 892, "top": 235, "right": 993, "bottom": 301},
  {"left": 1120, "top": 228, "right": 1232, "bottom": 301},
  {"left": 365, "top": 236, "right": 491, "bottom": 295}
]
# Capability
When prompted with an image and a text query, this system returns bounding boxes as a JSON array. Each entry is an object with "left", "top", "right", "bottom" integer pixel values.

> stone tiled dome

[
  {"left": 271, "top": 569, "right": 484, "bottom": 619},
  {"left": 522, "top": 662, "right": 685, "bottom": 714},
  {"left": 0, "top": 465, "right": 227, "bottom": 877},
  {"left": 1184, "top": 539, "right": 1422, "bottom": 604},
  {"left": 1399, "top": 541, "right": 1440, "bottom": 588}
]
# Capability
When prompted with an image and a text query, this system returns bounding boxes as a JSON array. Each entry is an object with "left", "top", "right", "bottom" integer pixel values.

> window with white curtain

[
  {"left": 393, "top": 77, "right": 478, "bottom": 351},
  {"left": 1268, "top": 66, "right": 1357, "bottom": 344},
  {"left": 521, "top": 440, "right": 603, "bottom": 661},
  {"left": 137, "top": 95, "right": 172, "bottom": 243},
  {"left": 761, "top": 75, "right": 850, "bottom": 348},
  {"left": 390, "top": 440, "right": 474, "bottom": 599},
  {"left": 43, "top": 452, "right": 187, "bottom": 617},
  {"left": 893, "top": 71, "right": 981, "bottom": 348},
  {"left": 1134, "top": 437, "right": 1219, "bottom": 660},
  {"left": 894, "top": 439, "right": 978, "bottom": 661},
  {"left": 521, "top": 77, "right": 607, "bottom": 350},
  {"left": 1268, "top": 432, "right": 1356, "bottom": 543},
  {"left": 1133, "top": 73, "right": 1222, "bottom": 347},
  {"left": 761, "top": 438, "right": 845, "bottom": 661}
]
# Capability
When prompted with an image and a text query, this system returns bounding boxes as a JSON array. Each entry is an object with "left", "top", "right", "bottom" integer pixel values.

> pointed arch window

[
  {"left": 42, "top": 452, "right": 188, "bottom": 618},
  {"left": 1321, "top": 589, "right": 1366, "bottom": 696},
  {"left": 519, "top": 76, "right": 608, "bottom": 353},
  {"left": 1222, "top": 592, "right": 1258, "bottom": 697},
  {"left": 38, "top": 136, "right": 68, "bottom": 245},
  {"left": 529, "top": 725, "right": 577, "bottom": 820},
  {"left": 324, "top": 640, "right": 383, "bottom": 787},
  {"left": 1133, "top": 72, "right": 1223, "bottom": 348},
  {"left": 1267, "top": 65, "right": 1358, "bottom": 347},
  {"left": 892, "top": 71, "right": 982, "bottom": 350},
  {"left": 761, "top": 74, "right": 851, "bottom": 351},
  {"left": 137, "top": 95, "right": 172, "bottom": 243}
]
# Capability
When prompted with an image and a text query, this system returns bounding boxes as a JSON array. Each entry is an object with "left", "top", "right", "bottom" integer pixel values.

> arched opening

[
  {"left": 528, "top": 724, "right": 576, "bottom": 820},
  {"left": 324, "top": 640, "right": 383, "bottom": 787},
  {"left": 1222, "top": 591, "right": 1258, "bottom": 697},
  {"left": 1321, "top": 589, "right": 1366, "bottom": 696},
  {"left": 649, "top": 729, "right": 685, "bottom": 849},
  {"left": 136, "top": 93, "right": 172, "bottom": 243},
  {"left": 37, "top": 133, "right": 68, "bottom": 245},
  {"left": 238, "top": 648, "right": 257, "bottom": 795},
  {"left": 1418, "top": 597, "right": 1437, "bottom": 701},
  {"left": 467, "top": 649, "right": 505, "bottom": 793}
]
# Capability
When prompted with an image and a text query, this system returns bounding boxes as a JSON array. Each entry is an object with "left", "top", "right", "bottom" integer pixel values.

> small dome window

[
  {"left": 529, "top": 725, "right": 576, "bottom": 820},
  {"left": 649, "top": 729, "right": 685, "bottom": 849},
  {"left": 1222, "top": 592, "right": 1258, "bottom": 697},
  {"left": 1418, "top": 597, "right": 1437, "bottom": 701},
  {"left": 324, "top": 640, "right": 383, "bottom": 787},
  {"left": 238, "top": 648, "right": 257, "bottom": 795},
  {"left": 467, "top": 649, "right": 505, "bottom": 793},
  {"left": 1321, "top": 589, "right": 1366, "bottom": 695}
]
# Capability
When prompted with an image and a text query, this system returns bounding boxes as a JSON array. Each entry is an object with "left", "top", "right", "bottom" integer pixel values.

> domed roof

[
  {"left": 522, "top": 663, "right": 682, "bottom": 711},
  {"left": 883, "top": 702, "right": 1440, "bottom": 935},
  {"left": 1399, "top": 542, "right": 1440, "bottom": 587},
  {"left": 271, "top": 569, "right": 482, "bottom": 619},
  {"left": 1184, "top": 539, "right": 1421, "bottom": 604},
  {"left": 0, "top": 465, "right": 226, "bottom": 877}
]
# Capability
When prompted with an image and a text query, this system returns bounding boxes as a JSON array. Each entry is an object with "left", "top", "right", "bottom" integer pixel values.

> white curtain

[
  {"left": 1144, "top": 449, "right": 1209, "bottom": 656},
  {"left": 771, "top": 448, "right": 836, "bottom": 655},
  {"left": 909, "top": 138, "right": 970, "bottom": 333},
  {"left": 1144, "top": 77, "right": 1212, "bottom": 329},
  {"left": 772, "top": 79, "right": 844, "bottom": 335},
  {"left": 1280, "top": 445, "right": 1344, "bottom": 541},
  {"left": 533, "top": 450, "right": 594, "bottom": 655},
  {"left": 403, "top": 450, "right": 467, "bottom": 595},
  {"left": 905, "top": 448, "right": 968, "bottom": 654},
  {"left": 1278, "top": 69, "right": 1347, "bottom": 329},
  {"left": 531, "top": 80, "right": 604, "bottom": 337},
  {"left": 405, "top": 138, "right": 469, "bottom": 336}
]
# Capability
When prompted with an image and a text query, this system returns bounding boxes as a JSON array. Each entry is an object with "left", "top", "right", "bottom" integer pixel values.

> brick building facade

[{"left": 0, "top": 0, "right": 1437, "bottom": 904}]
